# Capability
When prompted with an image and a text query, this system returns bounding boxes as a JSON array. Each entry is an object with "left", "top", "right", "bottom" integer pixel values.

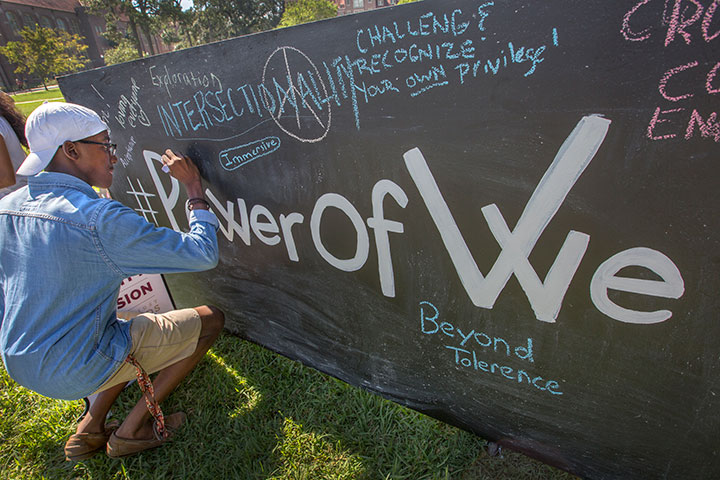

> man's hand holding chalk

[
  {"left": 160, "top": 150, "right": 207, "bottom": 209},
  {"left": 160, "top": 150, "right": 199, "bottom": 182}
]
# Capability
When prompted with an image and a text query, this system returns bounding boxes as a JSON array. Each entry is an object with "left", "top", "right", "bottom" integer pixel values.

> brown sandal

[{"left": 106, "top": 412, "right": 186, "bottom": 458}]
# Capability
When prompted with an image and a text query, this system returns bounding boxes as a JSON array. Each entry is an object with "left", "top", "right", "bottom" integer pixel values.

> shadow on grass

[{"left": 0, "top": 332, "right": 576, "bottom": 479}]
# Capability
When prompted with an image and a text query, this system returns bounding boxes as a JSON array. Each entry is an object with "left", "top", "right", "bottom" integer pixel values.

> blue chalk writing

[
  {"left": 510, "top": 42, "right": 546, "bottom": 77},
  {"left": 356, "top": 9, "right": 473, "bottom": 54},
  {"left": 419, "top": 301, "right": 561, "bottom": 395},
  {"left": 349, "top": 40, "right": 478, "bottom": 78},
  {"left": 477, "top": 2, "right": 494, "bottom": 31},
  {"left": 407, "top": 64, "right": 446, "bottom": 86},
  {"left": 363, "top": 79, "right": 400, "bottom": 100},
  {"left": 272, "top": 76, "right": 298, "bottom": 119},
  {"left": 444, "top": 346, "right": 563, "bottom": 395},
  {"left": 152, "top": 4, "right": 561, "bottom": 141},
  {"left": 329, "top": 56, "right": 364, "bottom": 129},
  {"left": 453, "top": 29, "right": 557, "bottom": 84},
  {"left": 156, "top": 84, "right": 252, "bottom": 137},
  {"left": 450, "top": 9, "right": 470, "bottom": 36},
  {"left": 419, "top": 300, "right": 439, "bottom": 328},
  {"left": 407, "top": 64, "right": 448, "bottom": 97},
  {"left": 420, "top": 300, "right": 534, "bottom": 362},
  {"left": 219, "top": 136, "right": 280, "bottom": 171}
]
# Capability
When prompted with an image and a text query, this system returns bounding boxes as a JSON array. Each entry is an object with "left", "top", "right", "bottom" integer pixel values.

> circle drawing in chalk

[{"left": 262, "top": 46, "right": 332, "bottom": 143}]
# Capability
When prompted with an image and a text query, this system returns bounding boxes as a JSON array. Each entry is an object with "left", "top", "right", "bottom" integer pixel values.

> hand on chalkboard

[{"left": 161, "top": 149, "right": 205, "bottom": 200}]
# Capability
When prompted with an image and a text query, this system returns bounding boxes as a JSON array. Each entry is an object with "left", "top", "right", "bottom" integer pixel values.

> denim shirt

[{"left": 0, "top": 172, "right": 219, "bottom": 400}]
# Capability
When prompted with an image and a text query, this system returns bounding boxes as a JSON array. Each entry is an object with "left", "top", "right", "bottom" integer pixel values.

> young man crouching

[{"left": 0, "top": 102, "right": 224, "bottom": 459}]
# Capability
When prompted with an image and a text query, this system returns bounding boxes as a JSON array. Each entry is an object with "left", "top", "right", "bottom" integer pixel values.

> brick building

[
  {"left": 334, "top": 0, "right": 398, "bottom": 16},
  {"left": 0, "top": 0, "right": 169, "bottom": 91}
]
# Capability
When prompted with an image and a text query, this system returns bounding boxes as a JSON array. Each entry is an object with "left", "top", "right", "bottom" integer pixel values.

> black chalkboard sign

[{"left": 58, "top": 1, "right": 720, "bottom": 478}]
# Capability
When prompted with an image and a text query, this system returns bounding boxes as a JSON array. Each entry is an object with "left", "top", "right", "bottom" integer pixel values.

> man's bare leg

[
  {"left": 114, "top": 305, "right": 224, "bottom": 440},
  {"left": 75, "top": 382, "right": 127, "bottom": 434}
]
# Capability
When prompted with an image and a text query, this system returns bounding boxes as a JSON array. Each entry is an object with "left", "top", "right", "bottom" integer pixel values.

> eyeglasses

[{"left": 76, "top": 140, "right": 117, "bottom": 156}]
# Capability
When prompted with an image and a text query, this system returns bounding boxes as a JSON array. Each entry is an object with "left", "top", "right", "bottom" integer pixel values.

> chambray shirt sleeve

[{"left": 95, "top": 200, "right": 220, "bottom": 277}]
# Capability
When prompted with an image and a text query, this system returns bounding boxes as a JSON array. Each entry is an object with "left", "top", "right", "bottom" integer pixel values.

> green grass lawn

[
  {"left": 11, "top": 88, "right": 64, "bottom": 117},
  {"left": 11, "top": 86, "right": 62, "bottom": 103},
  {"left": 0, "top": 332, "right": 577, "bottom": 480}
]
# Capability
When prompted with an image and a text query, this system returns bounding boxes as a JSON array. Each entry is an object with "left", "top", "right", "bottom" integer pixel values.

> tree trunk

[
  {"left": 146, "top": 31, "right": 156, "bottom": 56},
  {"left": 129, "top": 17, "right": 144, "bottom": 58},
  {"left": 144, "top": 26, "right": 156, "bottom": 56}
]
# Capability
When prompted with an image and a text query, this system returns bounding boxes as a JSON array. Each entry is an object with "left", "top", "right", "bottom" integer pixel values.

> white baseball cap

[{"left": 16, "top": 101, "right": 108, "bottom": 176}]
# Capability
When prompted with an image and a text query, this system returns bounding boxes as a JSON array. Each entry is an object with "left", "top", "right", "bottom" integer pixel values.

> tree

[
  {"left": 277, "top": 0, "right": 337, "bottom": 29},
  {"left": 84, "top": 0, "right": 185, "bottom": 57},
  {"left": 0, "top": 27, "right": 89, "bottom": 90},
  {"left": 103, "top": 38, "right": 141, "bottom": 65},
  {"left": 191, "top": 0, "right": 285, "bottom": 45}
]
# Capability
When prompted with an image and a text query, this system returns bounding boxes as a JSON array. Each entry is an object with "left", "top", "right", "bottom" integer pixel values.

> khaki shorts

[{"left": 93, "top": 308, "right": 202, "bottom": 394}]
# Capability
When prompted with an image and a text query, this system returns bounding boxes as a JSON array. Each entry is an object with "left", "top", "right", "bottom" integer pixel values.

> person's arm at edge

[{"left": 0, "top": 136, "right": 16, "bottom": 189}]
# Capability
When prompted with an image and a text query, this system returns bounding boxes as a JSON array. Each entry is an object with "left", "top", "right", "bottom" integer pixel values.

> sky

[{"left": 180, "top": 0, "right": 193, "bottom": 10}]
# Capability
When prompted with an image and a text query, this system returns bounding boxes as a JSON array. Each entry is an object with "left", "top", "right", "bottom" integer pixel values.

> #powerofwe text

[{"left": 141, "top": 115, "right": 684, "bottom": 326}]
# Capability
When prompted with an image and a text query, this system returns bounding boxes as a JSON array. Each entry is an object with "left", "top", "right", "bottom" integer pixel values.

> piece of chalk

[{"left": 162, "top": 165, "right": 170, "bottom": 173}]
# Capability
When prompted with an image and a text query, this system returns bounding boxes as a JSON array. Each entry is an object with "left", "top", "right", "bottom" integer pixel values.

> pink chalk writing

[
  {"left": 665, "top": 0, "right": 704, "bottom": 46},
  {"left": 622, "top": 0, "right": 719, "bottom": 142},
  {"left": 622, "top": 0, "right": 720, "bottom": 44},
  {"left": 659, "top": 61, "right": 698, "bottom": 101}
]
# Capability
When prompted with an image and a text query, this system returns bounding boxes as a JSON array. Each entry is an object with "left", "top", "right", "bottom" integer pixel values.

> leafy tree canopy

[
  {"left": 192, "top": 0, "right": 285, "bottom": 44},
  {"left": 277, "top": 0, "right": 337, "bottom": 29},
  {"left": 84, "top": 0, "right": 185, "bottom": 56},
  {"left": 0, "top": 27, "right": 89, "bottom": 89},
  {"left": 103, "top": 38, "right": 141, "bottom": 65},
  {"left": 86, "top": 0, "right": 284, "bottom": 54}
]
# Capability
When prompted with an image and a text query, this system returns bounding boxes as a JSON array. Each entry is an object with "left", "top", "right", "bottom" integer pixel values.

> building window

[
  {"left": 353, "top": 0, "right": 363, "bottom": 8},
  {"left": 376, "top": 0, "right": 385, "bottom": 6},
  {"left": 69, "top": 19, "right": 80, "bottom": 34},
  {"left": 39, "top": 16, "right": 52, "bottom": 29},
  {"left": 57, "top": 18, "right": 68, "bottom": 31},
  {"left": 5, "top": 12, "right": 20, "bottom": 32},
  {"left": 22, "top": 13, "right": 36, "bottom": 29}
]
